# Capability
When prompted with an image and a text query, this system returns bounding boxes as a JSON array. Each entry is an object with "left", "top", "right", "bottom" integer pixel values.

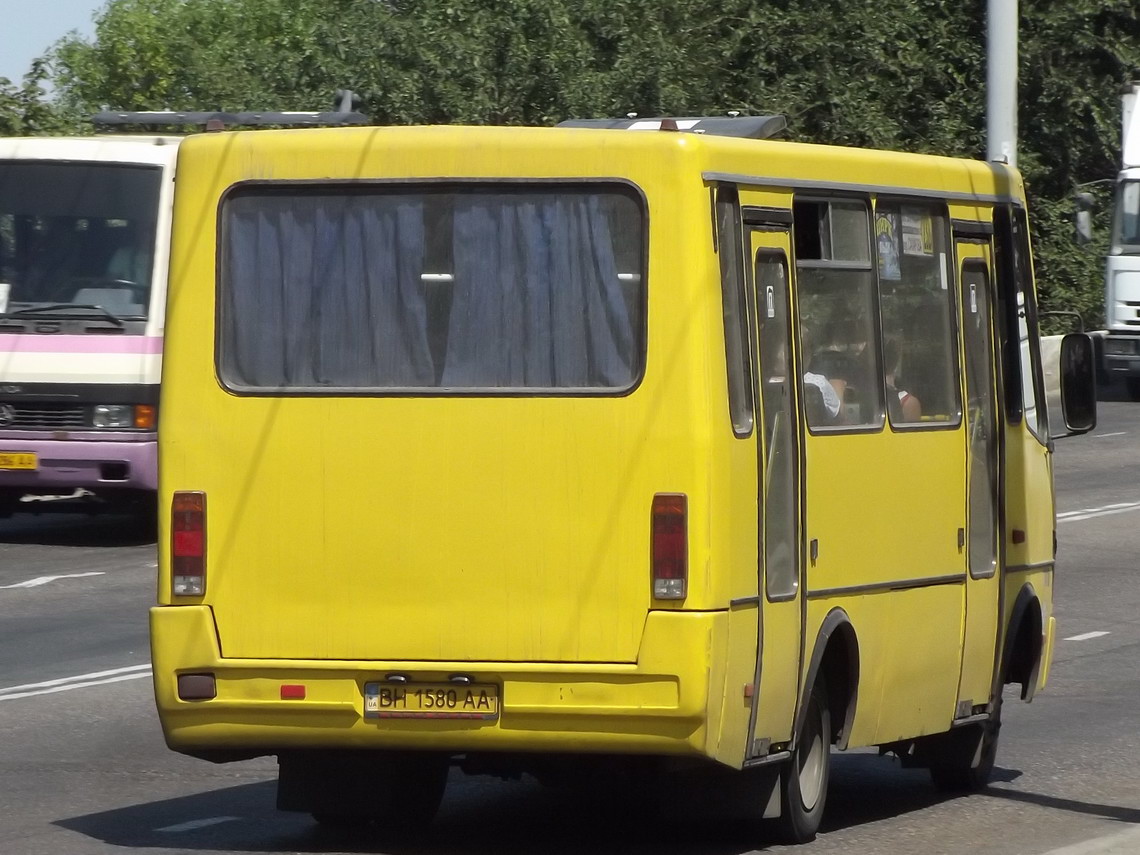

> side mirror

[
  {"left": 1074, "top": 191, "right": 1095, "bottom": 245},
  {"left": 1045, "top": 332, "right": 1097, "bottom": 438}
]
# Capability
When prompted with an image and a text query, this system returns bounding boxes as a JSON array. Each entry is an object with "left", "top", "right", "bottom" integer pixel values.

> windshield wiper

[{"left": 5, "top": 304, "right": 126, "bottom": 327}]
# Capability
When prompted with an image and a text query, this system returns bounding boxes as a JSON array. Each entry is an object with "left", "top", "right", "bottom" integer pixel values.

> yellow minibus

[{"left": 151, "top": 117, "right": 1096, "bottom": 842}]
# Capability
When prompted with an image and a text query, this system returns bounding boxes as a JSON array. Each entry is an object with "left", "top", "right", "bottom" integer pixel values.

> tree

[
  {"left": 45, "top": 0, "right": 1140, "bottom": 326},
  {"left": 0, "top": 59, "right": 78, "bottom": 136}
]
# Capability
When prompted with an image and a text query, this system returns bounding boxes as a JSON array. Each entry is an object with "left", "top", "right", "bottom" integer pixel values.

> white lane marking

[
  {"left": 156, "top": 817, "right": 240, "bottom": 833},
  {"left": 0, "top": 663, "right": 151, "bottom": 700},
  {"left": 0, "top": 672, "right": 150, "bottom": 701},
  {"left": 1056, "top": 501, "right": 1140, "bottom": 523},
  {"left": 1093, "top": 431, "right": 1126, "bottom": 438},
  {"left": 1040, "top": 825, "right": 1140, "bottom": 855},
  {"left": 1064, "top": 630, "right": 1110, "bottom": 642},
  {"left": 0, "top": 571, "right": 105, "bottom": 589}
]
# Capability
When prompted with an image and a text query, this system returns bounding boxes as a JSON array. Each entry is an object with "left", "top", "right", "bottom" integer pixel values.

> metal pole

[{"left": 986, "top": 0, "right": 1018, "bottom": 167}]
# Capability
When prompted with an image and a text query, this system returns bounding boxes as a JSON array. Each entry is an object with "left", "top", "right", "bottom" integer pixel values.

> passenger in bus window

[
  {"left": 803, "top": 369, "right": 843, "bottom": 424},
  {"left": 808, "top": 349, "right": 861, "bottom": 424},
  {"left": 794, "top": 329, "right": 841, "bottom": 426},
  {"left": 885, "top": 338, "right": 922, "bottom": 423},
  {"left": 773, "top": 340, "right": 841, "bottom": 427}
]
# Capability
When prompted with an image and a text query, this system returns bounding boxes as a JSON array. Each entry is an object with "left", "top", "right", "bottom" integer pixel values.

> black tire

[
  {"left": 929, "top": 699, "right": 1002, "bottom": 792},
  {"left": 776, "top": 676, "right": 831, "bottom": 843},
  {"left": 290, "top": 752, "right": 448, "bottom": 831},
  {"left": 1126, "top": 377, "right": 1140, "bottom": 401},
  {"left": 377, "top": 755, "right": 449, "bottom": 829}
]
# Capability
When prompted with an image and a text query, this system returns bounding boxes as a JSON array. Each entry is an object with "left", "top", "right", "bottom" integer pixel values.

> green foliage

[
  {"left": 1015, "top": 0, "right": 1140, "bottom": 327},
  {"left": 10, "top": 0, "right": 1140, "bottom": 325},
  {"left": 0, "top": 59, "right": 80, "bottom": 136}
]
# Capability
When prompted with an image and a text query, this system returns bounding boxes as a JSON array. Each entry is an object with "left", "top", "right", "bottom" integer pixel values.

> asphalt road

[{"left": 0, "top": 397, "right": 1137, "bottom": 855}]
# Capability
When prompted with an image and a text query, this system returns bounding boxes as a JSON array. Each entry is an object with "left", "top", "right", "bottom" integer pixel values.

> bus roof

[
  {"left": 0, "top": 135, "right": 181, "bottom": 167},
  {"left": 177, "top": 123, "right": 1023, "bottom": 204}
]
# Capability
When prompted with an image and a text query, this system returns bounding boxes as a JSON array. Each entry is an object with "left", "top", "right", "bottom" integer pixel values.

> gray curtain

[
  {"left": 222, "top": 190, "right": 638, "bottom": 391},
  {"left": 442, "top": 194, "right": 634, "bottom": 388},
  {"left": 222, "top": 194, "right": 433, "bottom": 388}
]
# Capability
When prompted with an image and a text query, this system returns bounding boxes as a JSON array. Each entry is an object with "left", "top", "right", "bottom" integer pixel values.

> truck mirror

[{"left": 1045, "top": 333, "right": 1097, "bottom": 438}]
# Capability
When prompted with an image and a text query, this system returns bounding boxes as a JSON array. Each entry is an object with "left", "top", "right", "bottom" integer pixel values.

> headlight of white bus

[{"left": 93, "top": 404, "right": 134, "bottom": 428}]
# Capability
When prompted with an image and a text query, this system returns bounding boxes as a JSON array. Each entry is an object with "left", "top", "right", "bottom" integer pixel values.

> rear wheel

[
  {"left": 776, "top": 676, "right": 831, "bottom": 843},
  {"left": 929, "top": 700, "right": 1002, "bottom": 791},
  {"left": 281, "top": 751, "right": 450, "bottom": 831},
  {"left": 1126, "top": 377, "right": 1140, "bottom": 401},
  {"left": 376, "top": 755, "right": 449, "bottom": 829}
]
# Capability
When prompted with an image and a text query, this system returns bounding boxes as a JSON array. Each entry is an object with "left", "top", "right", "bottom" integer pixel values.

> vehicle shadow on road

[
  {"left": 818, "top": 752, "right": 967, "bottom": 832},
  {"left": 53, "top": 754, "right": 1015, "bottom": 854},
  {"left": 56, "top": 777, "right": 776, "bottom": 854},
  {"left": 982, "top": 786, "right": 1140, "bottom": 824},
  {"left": 0, "top": 509, "right": 155, "bottom": 547}
]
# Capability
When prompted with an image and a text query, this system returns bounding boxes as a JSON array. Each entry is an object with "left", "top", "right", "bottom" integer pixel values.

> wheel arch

[
  {"left": 1001, "top": 582, "right": 1044, "bottom": 701},
  {"left": 796, "top": 608, "right": 859, "bottom": 750}
]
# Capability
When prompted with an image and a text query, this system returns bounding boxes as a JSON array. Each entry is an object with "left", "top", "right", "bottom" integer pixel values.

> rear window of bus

[{"left": 217, "top": 183, "right": 646, "bottom": 394}]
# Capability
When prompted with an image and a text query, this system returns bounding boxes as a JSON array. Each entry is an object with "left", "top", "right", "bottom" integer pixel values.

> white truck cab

[{"left": 1101, "top": 82, "right": 1140, "bottom": 396}]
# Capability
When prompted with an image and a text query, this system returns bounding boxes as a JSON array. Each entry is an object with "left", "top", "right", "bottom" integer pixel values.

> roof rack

[
  {"left": 556, "top": 115, "right": 786, "bottom": 140},
  {"left": 91, "top": 110, "right": 368, "bottom": 129},
  {"left": 91, "top": 89, "right": 368, "bottom": 130}
]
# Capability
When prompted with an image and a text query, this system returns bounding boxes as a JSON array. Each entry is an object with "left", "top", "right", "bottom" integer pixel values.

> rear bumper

[
  {"left": 151, "top": 605, "right": 716, "bottom": 759},
  {"left": 0, "top": 434, "right": 157, "bottom": 492}
]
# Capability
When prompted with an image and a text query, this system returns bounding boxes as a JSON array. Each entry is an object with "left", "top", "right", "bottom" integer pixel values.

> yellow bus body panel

[
  {"left": 801, "top": 428, "right": 966, "bottom": 746},
  {"left": 152, "top": 605, "right": 715, "bottom": 755},
  {"left": 162, "top": 128, "right": 718, "bottom": 665}
]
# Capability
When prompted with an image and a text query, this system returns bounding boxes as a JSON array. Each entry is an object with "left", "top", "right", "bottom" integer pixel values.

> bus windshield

[
  {"left": 1112, "top": 179, "right": 1140, "bottom": 251},
  {"left": 0, "top": 161, "right": 162, "bottom": 321}
]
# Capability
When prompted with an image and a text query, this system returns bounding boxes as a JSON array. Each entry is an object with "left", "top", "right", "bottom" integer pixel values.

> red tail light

[
  {"left": 652, "top": 493, "right": 687, "bottom": 599},
  {"left": 172, "top": 491, "right": 206, "bottom": 596}
]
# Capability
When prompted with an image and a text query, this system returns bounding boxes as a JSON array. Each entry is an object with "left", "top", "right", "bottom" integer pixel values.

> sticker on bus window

[
  {"left": 766, "top": 286, "right": 775, "bottom": 318},
  {"left": 875, "top": 212, "right": 901, "bottom": 280},
  {"left": 902, "top": 211, "right": 933, "bottom": 256},
  {"left": 970, "top": 284, "right": 978, "bottom": 313}
]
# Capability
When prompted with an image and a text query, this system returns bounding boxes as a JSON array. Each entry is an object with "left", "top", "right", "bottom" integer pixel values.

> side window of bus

[
  {"left": 717, "top": 188, "right": 754, "bottom": 436},
  {"left": 793, "top": 198, "right": 883, "bottom": 429},
  {"left": 1012, "top": 207, "right": 1048, "bottom": 442},
  {"left": 874, "top": 202, "right": 961, "bottom": 427},
  {"left": 994, "top": 205, "right": 1047, "bottom": 442}
]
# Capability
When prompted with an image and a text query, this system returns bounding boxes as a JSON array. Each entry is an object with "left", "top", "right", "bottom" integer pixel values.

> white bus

[
  {"left": 0, "top": 134, "right": 179, "bottom": 514},
  {"left": 0, "top": 105, "right": 365, "bottom": 516}
]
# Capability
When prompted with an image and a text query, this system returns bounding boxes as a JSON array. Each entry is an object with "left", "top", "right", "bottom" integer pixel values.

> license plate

[
  {"left": 364, "top": 682, "right": 499, "bottom": 720},
  {"left": 0, "top": 452, "right": 36, "bottom": 470}
]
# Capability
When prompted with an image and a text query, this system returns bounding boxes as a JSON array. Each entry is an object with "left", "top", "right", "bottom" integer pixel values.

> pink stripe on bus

[{"left": 0, "top": 335, "right": 163, "bottom": 354}]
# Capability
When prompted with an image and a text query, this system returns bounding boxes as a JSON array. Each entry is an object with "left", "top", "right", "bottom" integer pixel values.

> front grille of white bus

[{"left": 0, "top": 404, "right": 88, "bottom": 429}]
